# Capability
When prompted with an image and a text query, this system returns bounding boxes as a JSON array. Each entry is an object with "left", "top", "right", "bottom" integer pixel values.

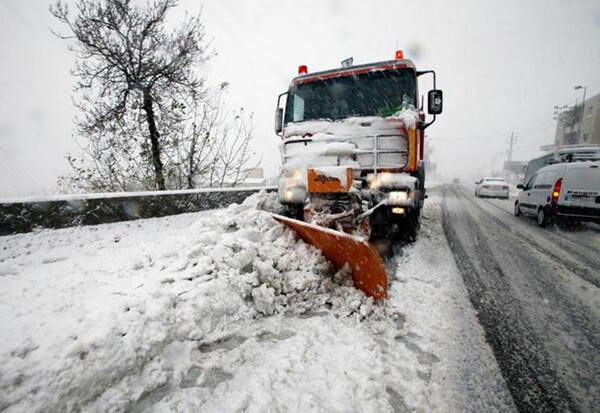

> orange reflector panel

[
  {"left": 307, "top": 168, "right": 353, "bottom": 193},
  {"left": 273, "top": 214, "right": 387, "bottom": 300}
]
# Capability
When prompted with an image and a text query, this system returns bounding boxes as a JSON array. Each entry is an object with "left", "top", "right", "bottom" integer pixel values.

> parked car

[
  {"left": 474, "top": 177, "right": 510, "bottom": 199},
  {"left": 514, "top": 161, "right": 600, "bottom": 227}
]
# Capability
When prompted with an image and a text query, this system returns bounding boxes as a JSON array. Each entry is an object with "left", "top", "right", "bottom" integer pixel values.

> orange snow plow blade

[{"left": 273, "top": 214, "right": 387, "bottom": 300}]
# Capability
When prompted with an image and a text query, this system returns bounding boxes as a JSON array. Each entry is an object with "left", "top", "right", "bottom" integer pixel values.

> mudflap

[{"left": 273, "top": 214, "right": 387, "bottom": 300}]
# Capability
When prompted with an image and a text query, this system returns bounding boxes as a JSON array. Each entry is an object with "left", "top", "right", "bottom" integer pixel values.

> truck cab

[{"left": 275, "top": 51, "right": 442, "bottom": 242}]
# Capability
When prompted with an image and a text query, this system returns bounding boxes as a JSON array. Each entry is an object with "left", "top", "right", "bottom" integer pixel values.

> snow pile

[
  {"left": 0, "top": 191, "right": 393, "bottom": 412},
  {"left": 0, "top": 189, "right": 513, "bottom": 412}
]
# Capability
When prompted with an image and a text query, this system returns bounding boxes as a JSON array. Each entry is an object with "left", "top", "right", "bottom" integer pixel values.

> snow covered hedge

[{"left": 0, "top": 187, "right": 276, "bottom": 235}]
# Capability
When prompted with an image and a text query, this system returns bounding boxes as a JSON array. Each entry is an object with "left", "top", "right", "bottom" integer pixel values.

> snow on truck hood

[
  {"left": 283, "top": 108, "right": 418, "bottom": 138},
  {"left": 279, "top": 110, "right": 418, "bottom": 179}
]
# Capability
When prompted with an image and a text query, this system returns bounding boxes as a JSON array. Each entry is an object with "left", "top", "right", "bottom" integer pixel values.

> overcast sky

[{"left": 1, "top": 0, "right": 599, "bottom": 197}]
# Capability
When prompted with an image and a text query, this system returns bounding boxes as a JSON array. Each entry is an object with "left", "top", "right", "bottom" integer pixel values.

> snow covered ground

[{"left": 0, "top": 190, "right": 514, "bottom": 412}]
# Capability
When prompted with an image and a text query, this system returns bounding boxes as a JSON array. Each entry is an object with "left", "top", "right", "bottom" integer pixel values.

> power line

[{"left": 429, "top": 126, "right": 554, "bottom": 142}]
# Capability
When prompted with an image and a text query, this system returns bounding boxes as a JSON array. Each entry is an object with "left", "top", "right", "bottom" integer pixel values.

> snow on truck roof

[{"left": 292, "top": 58, "right": 417, "bottom": 85}]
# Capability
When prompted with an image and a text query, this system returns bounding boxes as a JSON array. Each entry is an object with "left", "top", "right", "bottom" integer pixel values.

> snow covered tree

[{"left": 52, "top": 0, "right": 255, "bottom": 192}]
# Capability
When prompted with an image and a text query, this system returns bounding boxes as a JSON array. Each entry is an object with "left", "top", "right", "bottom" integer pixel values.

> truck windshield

[{"left": 284, "top": 68, "right": 416, "bottom": 124}]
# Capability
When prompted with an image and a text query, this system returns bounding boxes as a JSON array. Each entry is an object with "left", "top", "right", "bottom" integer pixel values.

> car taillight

[
  {"left": 483, "top": 185, "right": 489, "bottom": 188},
  {"left": 551, "top": 178, "right": 562, "bottom": 207},
  {"left": 503, "top": 185, "right": 509, "bottom": 190}
]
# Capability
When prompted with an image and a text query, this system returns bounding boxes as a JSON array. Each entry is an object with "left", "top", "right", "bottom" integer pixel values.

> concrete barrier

[{"left": 0, "top": 187, "right": 276, "bottom": 236}]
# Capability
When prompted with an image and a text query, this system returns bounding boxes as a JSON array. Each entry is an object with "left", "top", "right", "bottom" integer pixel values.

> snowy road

[
  {"left": 0, "top": 189, "right": 518, "bottom": 412},
  {"left": 442, "top": 185, "right": 600, "bottom": 413}
]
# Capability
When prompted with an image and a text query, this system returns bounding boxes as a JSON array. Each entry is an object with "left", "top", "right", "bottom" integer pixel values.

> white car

[
  {"left": 514, "top": 161, "right": 600, "bottom": 227},
  {"left": 474, "top": 177, "right": 510, "bottom": 199}
]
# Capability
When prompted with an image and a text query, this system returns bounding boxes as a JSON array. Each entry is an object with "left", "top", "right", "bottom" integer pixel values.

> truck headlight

[
  {"left": 391, "top": 207, "right": 406, "bottom": 215},
  {"left": 388, "top": 191, "right": 409, "bottom": 203},
  {"left": 285, "top": 168, "right": 302, "bottom": 180},
  {"left": 279, "top": 169, "right": 306, "bottom": 204},
  {"left": 367, "top": 172, "right": 418, "bottom": 190}
]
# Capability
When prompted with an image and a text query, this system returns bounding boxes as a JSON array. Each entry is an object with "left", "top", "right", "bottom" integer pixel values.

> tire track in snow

[
  {"left": 470, "top": 192, "right": 600, "bottom": 288},
  {"left": 442, "top": 186, "right": 577, "bottom": 413},
  {"left": 454, "top": 186, "right": 600, "bottom": 411}
]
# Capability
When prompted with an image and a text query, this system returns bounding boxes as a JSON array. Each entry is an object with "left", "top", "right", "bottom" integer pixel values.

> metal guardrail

[{"left": 0, "top": 186, "right": 277, "bottom": 236}]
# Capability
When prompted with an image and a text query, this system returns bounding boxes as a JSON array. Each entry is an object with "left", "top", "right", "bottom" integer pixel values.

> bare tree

[
  {"left": 211, "top": 108, "right": 257, "bottom": 187},
  {"left": 51, "top": 0, "right": 207, "bottom": 190},
  {"left": 59, "top": 106, "right": 158, "bottom": 192},
  {"left": 165, "top": 83, "right": 258, "bottom": 189}
]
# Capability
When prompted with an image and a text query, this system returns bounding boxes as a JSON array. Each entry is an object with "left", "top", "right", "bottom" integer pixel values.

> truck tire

[
  {"left": 369, "top": 207, "right": 393, "bottom": 257},
  {"left": 283, "top": 204, "right": 304, "bottom": 221},
  {"left": 404, "top": 210, "right": 421, "bottom": 243}
]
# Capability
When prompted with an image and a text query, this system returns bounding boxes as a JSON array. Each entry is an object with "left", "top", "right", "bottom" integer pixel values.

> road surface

[{"left": 441, "top": 184, "right": 600, "bottom": 412}]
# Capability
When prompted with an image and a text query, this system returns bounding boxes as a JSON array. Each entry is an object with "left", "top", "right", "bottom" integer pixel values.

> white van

[{"left": 514, "top": 161, "right": 600, "bottom": 227}]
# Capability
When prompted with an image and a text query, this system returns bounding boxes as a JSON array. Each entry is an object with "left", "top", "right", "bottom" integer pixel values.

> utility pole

[
  {"left": 505, "top": 132, "right": 515, "bottom": 182},
  {"left": 507, "top": 133, "right": 514, "bottom": 164},
  {"left": 553, "top": 104, "right": 569, "bottom": 146},
  {"left": 574, "top": 85, "right": 587, "bottom": 142}
]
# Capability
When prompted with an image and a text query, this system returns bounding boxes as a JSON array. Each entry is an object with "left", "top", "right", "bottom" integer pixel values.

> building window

[
  {"left": 583, "top": 133, "right": 588, "bottom": 142},
  {"left": 587, "top": 106, "right": 593, "bottom": 117}
]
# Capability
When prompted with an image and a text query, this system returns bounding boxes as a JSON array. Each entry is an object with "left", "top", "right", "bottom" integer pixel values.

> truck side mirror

[
  {"left": 428, "top": 90, "right": 443, "bottom": 115},
  {"left": 275, "top": 108, "right": 283, "bottom": 134}
]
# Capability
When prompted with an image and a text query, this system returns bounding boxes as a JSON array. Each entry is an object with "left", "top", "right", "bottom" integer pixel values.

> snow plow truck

[{"left": 273, "top": 51, "right": 443, "bottom": 300}]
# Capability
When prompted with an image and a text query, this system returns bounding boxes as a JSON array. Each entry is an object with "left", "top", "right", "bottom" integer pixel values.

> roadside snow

[{"left": 0, "top": 189, "right": 514, "bottom": 412}]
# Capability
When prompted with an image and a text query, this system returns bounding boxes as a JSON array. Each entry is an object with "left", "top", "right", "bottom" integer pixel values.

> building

[{"left": 554, "top": 93, "right": 600, "bottom": 146}]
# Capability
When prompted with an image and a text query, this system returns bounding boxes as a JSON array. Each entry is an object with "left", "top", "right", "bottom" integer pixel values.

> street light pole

[{"left": 574, "top": 85, "right": 587, "bottom": 142}]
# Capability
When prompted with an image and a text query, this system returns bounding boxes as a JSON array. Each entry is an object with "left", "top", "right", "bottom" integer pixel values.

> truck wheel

[
  {"left": 404, "top": 211, "right": 421, "bottom": 243},
  {"left": 369, "top": 224, "right": 392, "bottom": 257},
  {"left": 283, "top": 204, "right": 304, "bottom": 221},
  {"left": 369, "top": 207, "right": 393, "bottom": 257}
]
